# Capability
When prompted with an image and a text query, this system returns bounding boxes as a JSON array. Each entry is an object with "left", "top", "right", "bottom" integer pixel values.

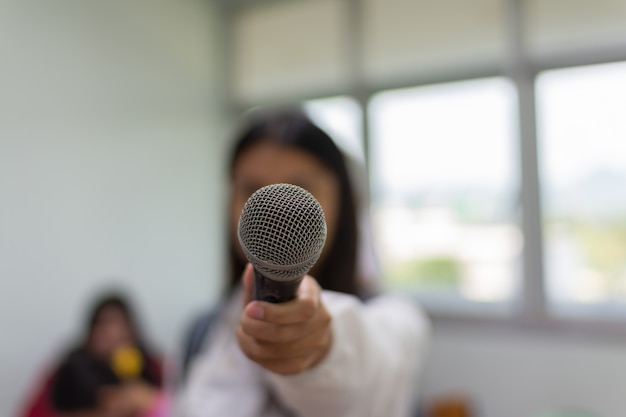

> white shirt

[{"left": 177, "top": 290, "right": 430, "bottom": 417}]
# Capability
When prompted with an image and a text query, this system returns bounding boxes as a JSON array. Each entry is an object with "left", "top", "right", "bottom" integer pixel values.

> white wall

[
  {"left": 0, "top": 1, "right": 226, "bottom": 415},
  {"left": 421, "top": 325, "right": 626, "bottom": 417}
]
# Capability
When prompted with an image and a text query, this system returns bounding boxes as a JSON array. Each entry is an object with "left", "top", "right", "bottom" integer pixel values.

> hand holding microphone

[
  {"left": 236, "top": 184, "right": 333, "bottom": 374},
  {"left": 237, "top": 264, "right": 332, "bottom": 375}
]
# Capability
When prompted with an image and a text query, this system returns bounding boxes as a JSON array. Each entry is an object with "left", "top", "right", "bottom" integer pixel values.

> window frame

[{"left": 220, "top": 0, "right": 626, "bottom": 339}]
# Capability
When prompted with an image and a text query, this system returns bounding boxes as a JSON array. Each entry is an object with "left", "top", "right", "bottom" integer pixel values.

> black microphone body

[
  {"left": 252, "top": 269, "right": 303, "bottom": 303},
  {"left": 238, "top": 183, "right": 327, "bottom": 304}
]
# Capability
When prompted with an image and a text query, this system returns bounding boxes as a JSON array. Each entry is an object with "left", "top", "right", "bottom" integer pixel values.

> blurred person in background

[
  {"left": 19, "top": 292, "right": 167, "bottom": 417},
  {"left": 177, "top": 109, "right": 430, "bottom": 417}
]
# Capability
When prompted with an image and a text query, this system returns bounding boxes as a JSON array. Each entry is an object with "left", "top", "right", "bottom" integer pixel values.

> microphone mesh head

[{"left": 238, "top": 183, "right": 327, "bottom": 282}]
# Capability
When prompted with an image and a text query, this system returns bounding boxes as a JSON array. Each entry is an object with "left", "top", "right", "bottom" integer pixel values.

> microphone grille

[{"left": 238, "top": 183, "right": 327, "bottom": 282}]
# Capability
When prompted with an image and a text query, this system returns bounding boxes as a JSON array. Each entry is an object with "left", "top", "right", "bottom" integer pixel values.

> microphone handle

[{"left": 253, "top": 268, "right": 302, "bottom": 303}]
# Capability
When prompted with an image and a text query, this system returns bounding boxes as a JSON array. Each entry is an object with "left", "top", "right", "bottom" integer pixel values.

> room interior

[{"left": 2, "top": 1, "right": 626, "bottom": 416}]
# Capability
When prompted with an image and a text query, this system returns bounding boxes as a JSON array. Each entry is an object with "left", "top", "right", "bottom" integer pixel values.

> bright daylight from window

[
  {"left": 369, "top": 78, "right": 522, "bottom": 305},
  {"left": 537, "top": 61, "right": 626, "bottom": 317},
  {"left": 304, "top": 96, "right": 364, "bottom": 163}
]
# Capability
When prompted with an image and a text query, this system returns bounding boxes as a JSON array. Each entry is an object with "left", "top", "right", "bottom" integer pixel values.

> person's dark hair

[
  {"left": 51, "top": 349, "right": 119, "bottom": 411},
  {"left": 85, "top": 293, "right": 137, "bottom": 342},
  {"left": 228, "top": 108, "right": 360, "bottom": 296}
]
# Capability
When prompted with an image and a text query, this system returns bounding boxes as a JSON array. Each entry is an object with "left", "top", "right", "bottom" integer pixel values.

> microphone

[
  {"left": 238, "top": 183, "right": 327, "bottom": 303},
  {"left": 111, "top": 345, "right": 143, "bottom": 380}
]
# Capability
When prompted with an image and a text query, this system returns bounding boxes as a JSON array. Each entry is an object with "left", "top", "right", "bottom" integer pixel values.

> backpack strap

[{"left": 180, "top": 308, "right": 220, "bottom": 384}]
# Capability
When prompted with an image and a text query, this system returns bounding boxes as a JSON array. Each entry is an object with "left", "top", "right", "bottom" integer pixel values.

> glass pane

[
  {"left": 370, "top": 78, "right": 521, "bottom": 306},
  {"left": 537, "top": 62, "right": 626, "bottom": 317},
  {"left": 304, "top": 96, "right": 364, "bottom": 163}
]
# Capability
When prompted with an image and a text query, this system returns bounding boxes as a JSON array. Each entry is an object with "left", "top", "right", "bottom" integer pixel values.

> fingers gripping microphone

[{"left": 238, "top": 183, "right": 327, "bottom": 303}]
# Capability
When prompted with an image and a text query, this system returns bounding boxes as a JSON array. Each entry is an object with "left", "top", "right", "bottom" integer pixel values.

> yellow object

[{"left": 111, "top": 345, "right": 142, "bottom": 380}]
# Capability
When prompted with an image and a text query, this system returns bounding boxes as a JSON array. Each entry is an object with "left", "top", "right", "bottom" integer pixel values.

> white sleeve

[
  {"left": 265, "top": 291, "right": 431, "bottom": 417},
  {"left": 175, "top": 301, "right": 270, "bottom": 417}
]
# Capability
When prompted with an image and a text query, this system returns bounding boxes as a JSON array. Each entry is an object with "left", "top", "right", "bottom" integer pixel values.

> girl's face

[
  {"left": 230, "top": 141, "right": 341, "bottom": 274},
  {"left": 87, "top": 306, "right": 134, "bottom": 358}
]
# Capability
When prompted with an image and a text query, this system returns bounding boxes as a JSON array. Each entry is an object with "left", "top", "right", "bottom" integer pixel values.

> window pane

[
  {"left": 304, "top": 96, "right": 364, "bottom": 163},
  {"left": 370, "top": 78, "right": 521, "bottom": 307},
  {"left": 537, "top": 62, "right": 626, "bottom": 317}
]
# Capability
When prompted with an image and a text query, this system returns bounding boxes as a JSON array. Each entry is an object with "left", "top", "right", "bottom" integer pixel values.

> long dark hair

[{"left": 228, "top": 109, "right": 360, "bottom": 296}]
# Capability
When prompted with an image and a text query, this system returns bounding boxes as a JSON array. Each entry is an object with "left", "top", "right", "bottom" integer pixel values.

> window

[
  {"left": 229, "top": 0, "right": 626, "bottom": 325},
  {"left": 304, "top": 96, "right": 364, "bottom": 163},
  {"left": 369, "top": 78, "right": 522, "bottom": 309},
  {"left": 537, "top": 62, "right": 626, "bottom": 318}
]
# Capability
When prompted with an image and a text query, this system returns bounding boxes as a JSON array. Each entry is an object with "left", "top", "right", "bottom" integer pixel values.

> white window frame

[{"left": 216, "top": 0, "right": 626, "bottom": 338}]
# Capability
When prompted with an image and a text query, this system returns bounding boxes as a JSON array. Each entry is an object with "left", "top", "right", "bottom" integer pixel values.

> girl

[{"left": 179, "top": 109, "right": 430, "bottom": 417}]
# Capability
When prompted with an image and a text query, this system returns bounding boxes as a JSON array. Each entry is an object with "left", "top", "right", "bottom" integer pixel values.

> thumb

[{"left": 241, "top": 263, "right": 254, "bottom": 306}]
